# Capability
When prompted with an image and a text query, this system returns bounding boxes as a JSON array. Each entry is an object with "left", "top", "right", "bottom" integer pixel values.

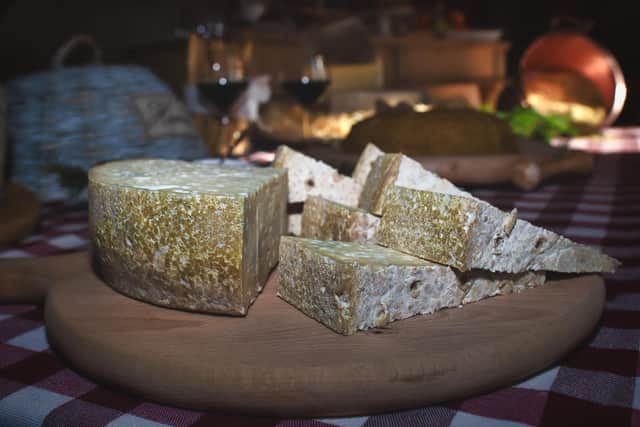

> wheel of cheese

[{"left": 89, "top": 159, "right": 287, "bottom": 315}]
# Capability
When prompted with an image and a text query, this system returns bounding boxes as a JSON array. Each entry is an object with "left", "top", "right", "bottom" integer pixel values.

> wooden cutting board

[
  {"left": 0, "top": 183, "right": 40, "bottom": 248},
  {"left": 0, "top": 252, "right": 604, "bottom": 417}
]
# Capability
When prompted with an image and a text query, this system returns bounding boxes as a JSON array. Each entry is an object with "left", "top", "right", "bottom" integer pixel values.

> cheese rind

[
  {"left": 273, "top": 145, "right": 362, "bottom": 206},
  {"left": 359, "top": 153, "right": 469, "bottom": 215},
  {"left": 301, "top": 196, "right": 380, "bottom": 243},
  {"left": 378, "top": 185, "right": 620, "bottom": 273},
  {"left": 89, "top": 159, "right": 287, "bottom": 315}
]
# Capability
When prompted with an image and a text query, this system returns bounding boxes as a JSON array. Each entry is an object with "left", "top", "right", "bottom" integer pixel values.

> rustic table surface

[{"left": 0, "top": 152, "right": 638, "bottom": 427}]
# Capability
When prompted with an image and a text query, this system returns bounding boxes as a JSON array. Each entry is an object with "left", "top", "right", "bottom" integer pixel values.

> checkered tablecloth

[
  {"left": 1, "top": 153, "right": 639, "bottom": 427},
  {"left": 552, "top": 127, "right": 640, "bottom": 153}
]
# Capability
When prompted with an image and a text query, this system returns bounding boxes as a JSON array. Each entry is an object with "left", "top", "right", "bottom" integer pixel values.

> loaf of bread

[
  {"left": 359, "top": 153, "right": 470, "bottom": 215},
  {"left": 351, "top": 142, "right": 384, "bottom": 186},
  {"left": 278, "top": 237, "right": 547, "bottom": 334},
  {"left": 301, "top": 196, "right": 379, "bottom": 243},
  {"left": 378, "top": 185, "right": 620, "bottom": 273},
  {"left": 89, "top": 159, "right": 287, "bottom": 315},
  {"left": 343, "top": 109, "right": 518, "bottom": 157},
  {"left": 273, "top": 145, "right": 362, "bottom": 206}
]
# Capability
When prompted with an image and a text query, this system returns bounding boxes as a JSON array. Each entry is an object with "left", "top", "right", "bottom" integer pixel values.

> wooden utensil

[
  {"left": 512, "top": 150, "right": 594, "bottom": 190},
  {"left": 419, "top": 150, "right": 594, "bottom": 190},
  {"left": 0, "top": 252, "right": 604, "bottom": 416}
]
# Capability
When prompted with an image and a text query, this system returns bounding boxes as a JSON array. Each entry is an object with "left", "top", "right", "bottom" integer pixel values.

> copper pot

[{"left": 520, "top": 31, "right": 626, "bottom": 127}]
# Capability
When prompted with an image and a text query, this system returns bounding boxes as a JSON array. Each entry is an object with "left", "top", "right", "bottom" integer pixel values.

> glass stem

[
  {"left": 302, "top": 109, "right": 310, "bottom": 139},
  {"left": 219, "top": 115, "right": 231, "bottom": 164}
]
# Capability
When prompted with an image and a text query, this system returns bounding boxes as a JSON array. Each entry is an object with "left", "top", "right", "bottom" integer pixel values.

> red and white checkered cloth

[
  {"left": 552, "top": 127, "right": 640, "bottom": 153},
  {"left": 1, "top": 153, "right": 639, "bottom": 427}
]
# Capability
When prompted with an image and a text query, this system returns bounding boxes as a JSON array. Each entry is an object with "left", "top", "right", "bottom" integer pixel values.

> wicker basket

[{"left": 6, "top": 35, "right": 206, "bottom": 200}]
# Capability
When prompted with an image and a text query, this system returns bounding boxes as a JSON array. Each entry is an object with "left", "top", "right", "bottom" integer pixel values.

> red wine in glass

[
  {"left": 197, "top": 79, "right": 248, "bottom": 118},
  {"left": 197, "top": 78, "right": 248, "bottom": 161},
  {"left": 281, "top": 77, "right": 331, "bottom": 109}
]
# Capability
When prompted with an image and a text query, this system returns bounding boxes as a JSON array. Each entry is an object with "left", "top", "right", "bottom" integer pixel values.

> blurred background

[
  {"left": 2, "top": 0, "right": 638, "bottom": 124},
  {"left": 2, "top": 0, "right": 639, "bottom": 202}
]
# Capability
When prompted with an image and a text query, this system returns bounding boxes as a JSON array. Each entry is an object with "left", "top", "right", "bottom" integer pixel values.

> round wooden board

[
  {"left": 0, "top": 183, "right": 40, "bottom": 248},
  {"left": 30, "top": 253, "right": 605, "bottom": 417}
]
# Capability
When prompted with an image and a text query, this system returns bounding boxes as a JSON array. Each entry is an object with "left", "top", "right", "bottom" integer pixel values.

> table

[{"left": 1, "top": 153, "right": 639, "bottom": 427}]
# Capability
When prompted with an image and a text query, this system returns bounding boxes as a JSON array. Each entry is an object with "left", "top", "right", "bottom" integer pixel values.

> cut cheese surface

[
  {"left": 359, "top": 153, "right": 470, "bottom": 215},
  {"left": 273, "top": 145, "right": 362, "bottom": 206},
  {"left": 277, "top": 236, "right": 463, "bottom": 335},
  {"left": 352, "top": 142, "right": 384, "bottom": 186},
  {"left": 92, "top": 159, "right": 283, "bottom": 195},
  {"left": 301, "top": 196, "right": 379, "bottom": 243},
  {"left": 297, "top": 238, "right": 429, "bottom": 266}
]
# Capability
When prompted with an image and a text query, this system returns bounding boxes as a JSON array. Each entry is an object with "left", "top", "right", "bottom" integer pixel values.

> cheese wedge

[
  {"left": 301, "top": 196, "right": 379, "bottom": 243},
  {"left": 359, "top": 153, "right": 470, "bottom": 215},
  {"left": 273, "top": 145, "right": 362, "bottom": 206},
  {"left": 352, "top": 142, "right": 384, "bottom": 186},
  {"left": 277, "top": 237, "right": 545, "bottom": 335},
  {"left": 460, "top": 271, "right": 546, "bottom": 304},
  {"left": 288, "top": 213, "right": 302, "bottom": 236},
  {"left": 378, "top": 185, "right": 620, "bottom": 273},
  {"left": 89, "top": 159, "right": 287, "bottom": 315}
]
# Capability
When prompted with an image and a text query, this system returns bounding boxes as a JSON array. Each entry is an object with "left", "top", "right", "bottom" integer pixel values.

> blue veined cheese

[{"left": 89, "top": 159, "right": 287, "bottom": 315}]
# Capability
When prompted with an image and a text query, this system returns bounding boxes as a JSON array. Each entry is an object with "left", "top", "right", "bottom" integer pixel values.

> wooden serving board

[
  {"left": 0, "top": 183, "right": 40, "bottom": 248},
  {"left": 0, "top": 252, "right": 604, "bottom": 417}
]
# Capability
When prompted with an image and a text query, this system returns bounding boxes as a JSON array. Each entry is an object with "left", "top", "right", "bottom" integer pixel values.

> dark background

[{"left": 1, "top": 0, "right": 638, "bottom": 123}]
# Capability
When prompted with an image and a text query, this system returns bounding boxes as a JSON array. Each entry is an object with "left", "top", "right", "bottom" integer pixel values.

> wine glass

[
  {"left": 197, "top": 47, "right": 248, "bottom": 160},
  {"left": 280, "top": 54, "right": 331, "bottom": 138}
]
